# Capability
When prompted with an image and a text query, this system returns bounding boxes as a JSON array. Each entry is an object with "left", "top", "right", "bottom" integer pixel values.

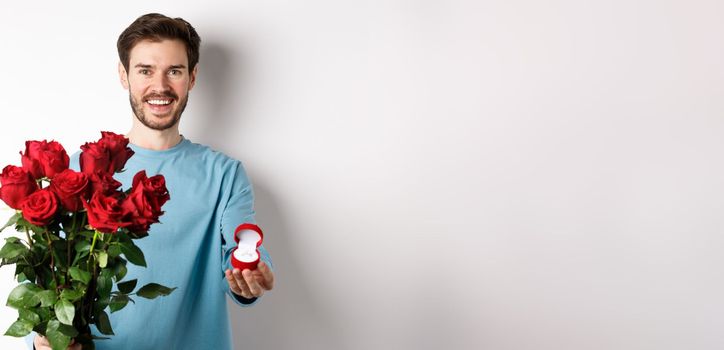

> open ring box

[{"left": 231, "top": 223, "right": 264, "bottom": 270}]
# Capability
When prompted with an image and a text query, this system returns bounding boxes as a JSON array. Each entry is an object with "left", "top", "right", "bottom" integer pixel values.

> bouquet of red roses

[{"left": 0, "top": 132, "right": 175, "bottom": 350}]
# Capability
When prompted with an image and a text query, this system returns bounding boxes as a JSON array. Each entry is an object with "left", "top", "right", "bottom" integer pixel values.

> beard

[{"left": 129, "top": 90, "right": 189, "bottom": 131}]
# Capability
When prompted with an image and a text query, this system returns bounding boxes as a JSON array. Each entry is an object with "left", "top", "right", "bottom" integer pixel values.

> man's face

[{"left": 119, "top": 39, "right": 197, "bottom": 131}]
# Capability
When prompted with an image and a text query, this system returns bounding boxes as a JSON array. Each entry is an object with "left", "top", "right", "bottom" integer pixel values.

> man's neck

[{"left": 126, "top": 124, "right": 183, "bottom": 151}]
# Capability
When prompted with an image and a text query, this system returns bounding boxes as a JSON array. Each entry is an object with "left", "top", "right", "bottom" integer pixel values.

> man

[{"left": 31, "top": 13, "right": 274, "bottom": 350}]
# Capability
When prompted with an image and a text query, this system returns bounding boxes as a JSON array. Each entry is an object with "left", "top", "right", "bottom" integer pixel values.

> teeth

[{"left": 147, "top": 99, "right": 171, "bottom": 105}]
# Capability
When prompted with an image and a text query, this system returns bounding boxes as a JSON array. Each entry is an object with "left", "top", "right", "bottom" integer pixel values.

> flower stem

[
  {"left": 24, "top": 227, "right": 33, "bottom": 248},
  {"left": 88, "top": 230, "right": 100, "bottom": 270},
  {"left": 44, "top": 229, "right": 59, "bottom": 291},
  {"left": 66, "top": 214, "right": 78, "bottom": 284}
]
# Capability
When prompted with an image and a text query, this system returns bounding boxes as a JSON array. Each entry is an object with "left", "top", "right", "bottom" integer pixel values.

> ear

[
  {"left": 118, "top": 62, "right": 129, "bottom": 90},
  {"left": 188, "top": 65, "right": 198, "bottom": 91}
]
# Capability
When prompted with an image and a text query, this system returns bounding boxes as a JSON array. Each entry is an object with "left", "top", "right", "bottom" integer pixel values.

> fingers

[
  {"left": 35, "top": 335, "right": 81, "bottom": 350},
  {"left": 225, "top": 264, "right": 274, "bottom": 299},
  {"left": 234, "top": 269, "right": 254, "bottom": 297},
  {"left": 243, "top": 269, "right": 264, "bottom": 297},
  {"left": 225, "top": 269, "right": 249, "bottom": 297},
  {"left": 35, "top": 335, "right": 51, "bottom": 349},
  {"left": 225, "top": 269, "right": 240, "bottom": 294},
  {"left": 257, "top": 261, "right": 275, "bottom": 290},
  {"left": 35, "top": 335, "right": 49, "bottom": 349},
  {"left": 226, "top": 268, "right": 253, "bottom": 298}
]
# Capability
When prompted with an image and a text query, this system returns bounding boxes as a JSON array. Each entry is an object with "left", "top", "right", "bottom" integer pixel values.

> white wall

[{"left": 2, "top": 1, "right": 724, "bottom": 349}]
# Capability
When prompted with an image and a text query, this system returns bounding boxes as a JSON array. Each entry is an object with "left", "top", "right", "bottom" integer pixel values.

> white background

[{"left": 1, "top": 1, "right": 724, "bottom": 349}]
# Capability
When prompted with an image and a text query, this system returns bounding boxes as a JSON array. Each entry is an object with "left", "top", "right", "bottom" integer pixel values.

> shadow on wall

[
  {"left": 192, "top": 41, "right": 243, "bottom": 148},
  {"left": 230, "top": 183, "right": 345, "bottom": 350},
  {"left": 197, "top": 42, "right": 344, "bottom": 350}
]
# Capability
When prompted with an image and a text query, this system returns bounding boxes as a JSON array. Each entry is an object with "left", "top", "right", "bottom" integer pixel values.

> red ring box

[{"left": 231, "top": 223, "right": 264, "bottom": 270}]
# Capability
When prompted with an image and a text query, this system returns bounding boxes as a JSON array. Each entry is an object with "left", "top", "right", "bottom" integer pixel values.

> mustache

[{"left": 144, "top": 91, "right": 178, "bottom": 100}]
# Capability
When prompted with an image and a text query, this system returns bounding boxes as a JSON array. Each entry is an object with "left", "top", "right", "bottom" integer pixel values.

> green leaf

[
  {"left": 97, "top": 251, "right": 108, "bottom": 268},
  {"left": 77, "top": 230, "right": 96, "bottom": 240},
  {"left": 72, "top": 253, "right": 90, "bottom": 266},
  {"left": 97, "top": 269, "right": 113, "bottom": 298},
  {"left": 16, "top": 273, "right": 27, "bottom": 282},
  {"left": 107, "top": 244, "right": 122, "bottom": 258},
  {"left": 55, "top": 322, "right": 78, "bottom": 338},
  {"left": 52, "top": 241, "right": 69, "bottom": 268},
  {"left": 113, "top": 259, "right": 127, "bottom": 281},
  {"left": 0, "top": 242, "right": 27, "bottom": 259},
  {"left": 117, "top": 279, "right": 137, "bottom": 294},
  {"left": 46, "top": 319, "right": 71, "bottom": 350},
  {"left": 109, "top": 294, "right": 129, "bottom": 313},
  {"left": 95, "top": 310, "right": 114, "bottom": 335},
  {"left": 119, "top": 240, "right": 146, "bottom": 267},
  {"left": 60, "top": 288, "right": 84, "bottom": 302},
  {"left": 54, "top": 299, "right": 75, "bottom": 325},
  {"left": 0, "top": 212, "right": 21, "bottom": 232},
  {"left": 14, "top": 263, "right": 33, "bottom": 282},
  {"left": 68, "top": 267, "right": 91, "bottom": 285},
  {"left": 16, "top": 217, "right": 45, "bottom": 234},
  {"left": 19, "top": 308, "right": 41, "bottom": 324},
  {"left": 36, "top": 306, "right": 52, "bottom": 321},
  {"left": 136, "top": 283, "right": 176, "bottom": 300},
  {"left": 31, "top": 239, "right": 48, "bottom": 255},
  {"left": 6, "top": 283, "right": 41, "bottom": 309},
  {"left": 37, "top": 290, "right": 57, "bottom": 307},
  {"left": 94, "top": 297, "right": 110, "bottom": 316},
  {"left": 4, "top": 319, "right": 34, "bottom": 337},
  {"left": 73, "top": 240, "right": 91, "bottom": 264},
  {"left": 74, "top": 240, "right": 90, "bottom": 253},
  {"left": 22, "top": 265, "right": 36, "bottom": 281},
  {"left": 13, "top": 309, "right": 41, "bottom": 335}
]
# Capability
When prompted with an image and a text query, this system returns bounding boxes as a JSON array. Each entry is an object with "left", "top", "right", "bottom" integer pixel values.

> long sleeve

[{"left": 219, "top": 160, "right": 273, "bottom": 307}]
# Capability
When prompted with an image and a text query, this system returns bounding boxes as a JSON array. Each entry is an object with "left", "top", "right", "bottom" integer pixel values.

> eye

[
  {"left": 139, "top": 69, "right": 150, "bottom": 75},
  {"left": 168, "top": 69, "right": 182, "bottom": 76}
]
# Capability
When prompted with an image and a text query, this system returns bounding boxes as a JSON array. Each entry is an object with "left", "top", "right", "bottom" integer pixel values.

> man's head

[
  {"left": 117, "top": 13, "right": 201, "bottom": 131},
  {"left": 118, "top": 13, "right": 201, "bottom": 75}
]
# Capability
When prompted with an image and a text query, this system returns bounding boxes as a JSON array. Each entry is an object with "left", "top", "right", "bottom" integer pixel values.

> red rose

[
  {"left": 79, "top": 142, "right": 111, "bottom": 176},
  {"left": 20, "top": 188, "right": 59, "bottom": 226},
  {"left": 121, "top": 189, "right": 159, "bottom": 233},
  {"left": 49, "top": 169, "right": 90, "bottom": 212},
  {"left": 99, "top": 131, "right": 135, "bottom": 173},
  {"left": 0, "top": 165, "right": 39, "bottom": 209},
  {"left": 79, "top": 132, "right": 134, "bottom": 175},
  {"left": 120, "top": 171, "right": 169, "bottom": 233},
  {"left": 87, "top": 171, "right": 122, "bottom": 196},
  {"left": 20, "top": 140, "right": 69, "bottom": 179},
  {"left": 131, "top": 171, "right": 170, "bottom": 213},
  {"left": 83, "top": 192, "right": 130, "bottom": 233}
]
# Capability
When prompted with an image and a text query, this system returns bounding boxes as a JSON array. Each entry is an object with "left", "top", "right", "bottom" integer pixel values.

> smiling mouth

[
  {"left": 146, "top": 99, "right": 172, "bottom": 106},
  {"left": 144, "top": 96, "right": 175, "bottom": 114}
]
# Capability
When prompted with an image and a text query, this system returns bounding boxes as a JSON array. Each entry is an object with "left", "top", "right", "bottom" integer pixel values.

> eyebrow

[{"left": 133, "top": 64, "right": 188, "bottom": 70}]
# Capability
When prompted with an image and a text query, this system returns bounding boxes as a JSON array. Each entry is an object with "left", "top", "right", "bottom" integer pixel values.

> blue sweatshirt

[{"left": 26, "top": 136, "right": 272, "bottom": 350}]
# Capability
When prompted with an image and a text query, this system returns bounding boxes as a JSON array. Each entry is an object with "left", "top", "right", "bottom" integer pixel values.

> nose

[{"left": 149, "top": 71, "right": 171, "bottom": 92}]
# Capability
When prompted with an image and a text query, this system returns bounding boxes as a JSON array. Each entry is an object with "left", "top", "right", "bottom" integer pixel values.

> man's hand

[
  {"left": 225, "top": 260, "right": 275, "bottom": 299},
  {"left": 34, "top": 335, "right": 81, "bottom": 350}
]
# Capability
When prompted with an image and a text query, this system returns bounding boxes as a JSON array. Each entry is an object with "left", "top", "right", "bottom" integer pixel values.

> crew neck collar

[{"left": 128, "top": 136, "right": 191, "bottom": 158}]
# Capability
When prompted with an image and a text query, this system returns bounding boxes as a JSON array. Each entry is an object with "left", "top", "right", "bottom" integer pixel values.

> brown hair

[{"left": 117, "top": 13, "right": 201, "bottom": 72}]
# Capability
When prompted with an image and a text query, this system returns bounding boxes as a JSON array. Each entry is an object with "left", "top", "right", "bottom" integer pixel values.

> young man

[{"left": 31, "top": 13, "right": 274, "bottom": 350}]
